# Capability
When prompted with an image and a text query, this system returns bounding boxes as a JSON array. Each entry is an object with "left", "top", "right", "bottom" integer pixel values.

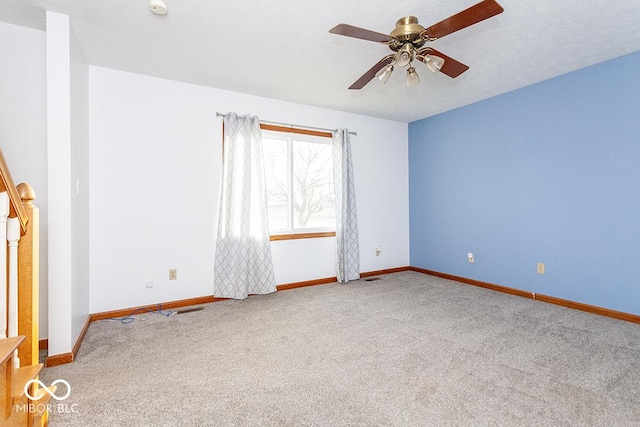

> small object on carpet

[{"left": 174, "top": 306, "right": 205, "bottom": 314}]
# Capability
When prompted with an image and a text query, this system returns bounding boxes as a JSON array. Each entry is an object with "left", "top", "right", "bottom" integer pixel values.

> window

[{"left": 261, "top": 126, "right": 335, "bottom": 239}]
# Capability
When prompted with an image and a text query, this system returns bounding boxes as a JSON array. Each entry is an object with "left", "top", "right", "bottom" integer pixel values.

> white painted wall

[
  {"left": 89, "top": 66, "right": 409, "bottom": 313},
  {"left": 69, "top": 23, "right": 91, "bottom": 345},
  {"left": 271, "top": 237, "right": 336, "bottom": 285},
  {"left": 0, "top": 22, "right": 49, "bottom": 340},
  {"left": 46, "top": 12, "right": 91, "bottom": 355},
  {"left": 46, "top": 12, "right": 74, "bottom": 355}
]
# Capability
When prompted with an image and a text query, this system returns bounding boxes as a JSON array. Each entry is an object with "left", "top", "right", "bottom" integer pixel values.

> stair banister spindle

[
  {"left": 7, "top": 217, "right": 20, "bottom": 368},
  {"left": 0, "top": 192, "right": 8, "bottom": 340}
]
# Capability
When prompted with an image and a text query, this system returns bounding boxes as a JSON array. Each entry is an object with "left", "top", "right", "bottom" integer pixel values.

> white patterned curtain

[
  {"left": 333, "top": 129, "right": 360, "bottom": 283},
  {"left": 214, "top": 113, "right": 276, "bottom": 299}
]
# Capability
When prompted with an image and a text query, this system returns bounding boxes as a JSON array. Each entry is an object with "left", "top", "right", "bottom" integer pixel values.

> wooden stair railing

[
  {"left": 0, "top": 150, "right": 28, "bottom": 234},
  {"left": 1, "top": 335, "right": 51, "bottom": 426},
  {"left": 0, "top": 145, "right": 42, "bottom": 425},
  {"left": 16, "top": 183, "right": 39, "bottom": 367},
  {"left": 0, "top": 147, "right": 40, "bottom": 367}
]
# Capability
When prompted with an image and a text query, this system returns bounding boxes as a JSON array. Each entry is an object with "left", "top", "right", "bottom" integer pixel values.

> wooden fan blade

[
  {"left": 422, "top": 49, "right": 469, "bottom": 78},
  {"left": 330, "top": 24, "right": 393, "bottom": 43},
  {"left": 349, "top": 56, "right": 394, "bottom": 90},
  {"left": 425, "top": 0, "right": 504, "bottom": 39}
]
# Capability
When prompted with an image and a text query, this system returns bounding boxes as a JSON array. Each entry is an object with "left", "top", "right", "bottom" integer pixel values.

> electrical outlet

[
  {"left": 145, "top": 280, "right": 153, "bottom": 288},
  {"left": 537, "top": 263, "right": 545, "bottom": 274},
  {"left": 467, "top": 252, "right": 474, "bottom": 263},
  {"left": 375, "top": 246, "right": 381, "bottom": 256},
  {"left": 169, "top": 269, "right": 177, "bottom": 280}
]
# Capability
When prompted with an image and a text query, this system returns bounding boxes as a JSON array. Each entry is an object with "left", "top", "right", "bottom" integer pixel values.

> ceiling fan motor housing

[{"left": 389, "top": 16, "right": 427, "bottom": 49}]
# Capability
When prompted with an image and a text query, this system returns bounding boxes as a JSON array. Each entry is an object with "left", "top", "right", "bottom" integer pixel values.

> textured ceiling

[{"left": 2, "top": 0, "right": 640, "bottom": 122}]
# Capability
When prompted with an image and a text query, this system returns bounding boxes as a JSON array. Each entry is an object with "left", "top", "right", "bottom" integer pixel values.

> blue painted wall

[{"left": 409, "top": 50, "right": 640, "bottom": 315}]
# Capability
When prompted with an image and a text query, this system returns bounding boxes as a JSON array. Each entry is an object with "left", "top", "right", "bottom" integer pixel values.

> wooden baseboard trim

[
  {"left": 275, "top": 267, "right": 412, "bottom": 291},
  {"left": 410, "top": 267, "right": 532, "bottom": 298},
  {"left": 277, "top": 277, "right": 336, "bottom": 291},
  {"left": 90, "top": 295, "right": 228, "bottom": 322},
  {"left": 45, "top": 352, "right": 73, "bottom": 367},
  {"left": 90, "top": 267, "right": 412, "bottom": 321},
  {"left": 72, "top": 316, "right": 91, "bottom": 358},
  {"left": 47, "top": 266, "right": 411, "bottom": 367},
  {"left": 410, "top": 267, "right": 640, "bottom": 324},
  {"left": 45, "top": 315, "right": 92, "bottom": 367},
  {"left": 39, "top": 339, "right": 48, "bottom": 350},
  {"left": 534, "top": 294, "right": 640, "bottom": 324},
  {"left": 361, "top": 266, "right": 411, "bottom": 278}
]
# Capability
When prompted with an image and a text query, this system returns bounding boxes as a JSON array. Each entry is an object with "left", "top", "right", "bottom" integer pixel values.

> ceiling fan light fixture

[
  {"left": 406, "top": 66, "right": 420, "bottom": 87},
  {"left": 395, "top": 44, "right": 413, "bottom": 67},
  {"left": 149, "top": 0, "right": 168, "bottom": 15},
  {"left": 424, "top": 54, "right": 445, "bottom": 73},
  {"left": 376, "top": 64, "right": 394, "bottom": 84}
]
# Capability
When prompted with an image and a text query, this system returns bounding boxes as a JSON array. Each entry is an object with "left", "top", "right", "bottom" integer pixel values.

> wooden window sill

[{"left": 270, "top": 232, "right": 336, "bottom": 241}]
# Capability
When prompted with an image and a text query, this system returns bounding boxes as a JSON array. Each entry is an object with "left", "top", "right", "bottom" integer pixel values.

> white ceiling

[{"left": 2, "top": 0, "right": 640, "bottom": 123}]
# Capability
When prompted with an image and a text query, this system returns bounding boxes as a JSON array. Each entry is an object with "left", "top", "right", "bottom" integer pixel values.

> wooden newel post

[{"left": 16, "top": 183, "right": 39, "bottom": 366}]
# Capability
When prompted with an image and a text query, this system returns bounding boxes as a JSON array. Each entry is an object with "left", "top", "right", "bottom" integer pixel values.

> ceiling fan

[{"left": 329, "top": 0, "right": 504, "bottom": 89}]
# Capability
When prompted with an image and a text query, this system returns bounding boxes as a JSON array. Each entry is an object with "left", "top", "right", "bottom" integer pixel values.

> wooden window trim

[
  {"left": 262, "top": 124, "right": 335, "bottom": 240},
  {"left": 260, "top": 124, "right": 333, "bottom": 138},
  {"left": 223, "top": 123, "right": 333, "bottom": 148},
  {"left": 270, "top": 231, "right": 336, "bottom": 241}
]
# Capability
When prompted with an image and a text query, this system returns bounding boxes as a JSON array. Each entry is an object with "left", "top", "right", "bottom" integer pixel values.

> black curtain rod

[{"left": 216, "top": 112, "right": 357, "bottom": 136}]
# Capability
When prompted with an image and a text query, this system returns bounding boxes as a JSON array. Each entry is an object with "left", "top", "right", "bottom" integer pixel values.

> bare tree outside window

[
  {"left": 293, "top": 140, "right": 334, "bottom": 228},
  {"left": 263, "top": 137, "right": 289, "bottom": 231},
  {"left": 262, "top": 133, "right": 335, "bottom": 234}
]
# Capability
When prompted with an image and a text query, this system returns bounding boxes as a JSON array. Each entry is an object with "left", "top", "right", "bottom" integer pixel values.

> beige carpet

[{"left": 41, "top": 271, "right": 640, "bottom": 426}]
